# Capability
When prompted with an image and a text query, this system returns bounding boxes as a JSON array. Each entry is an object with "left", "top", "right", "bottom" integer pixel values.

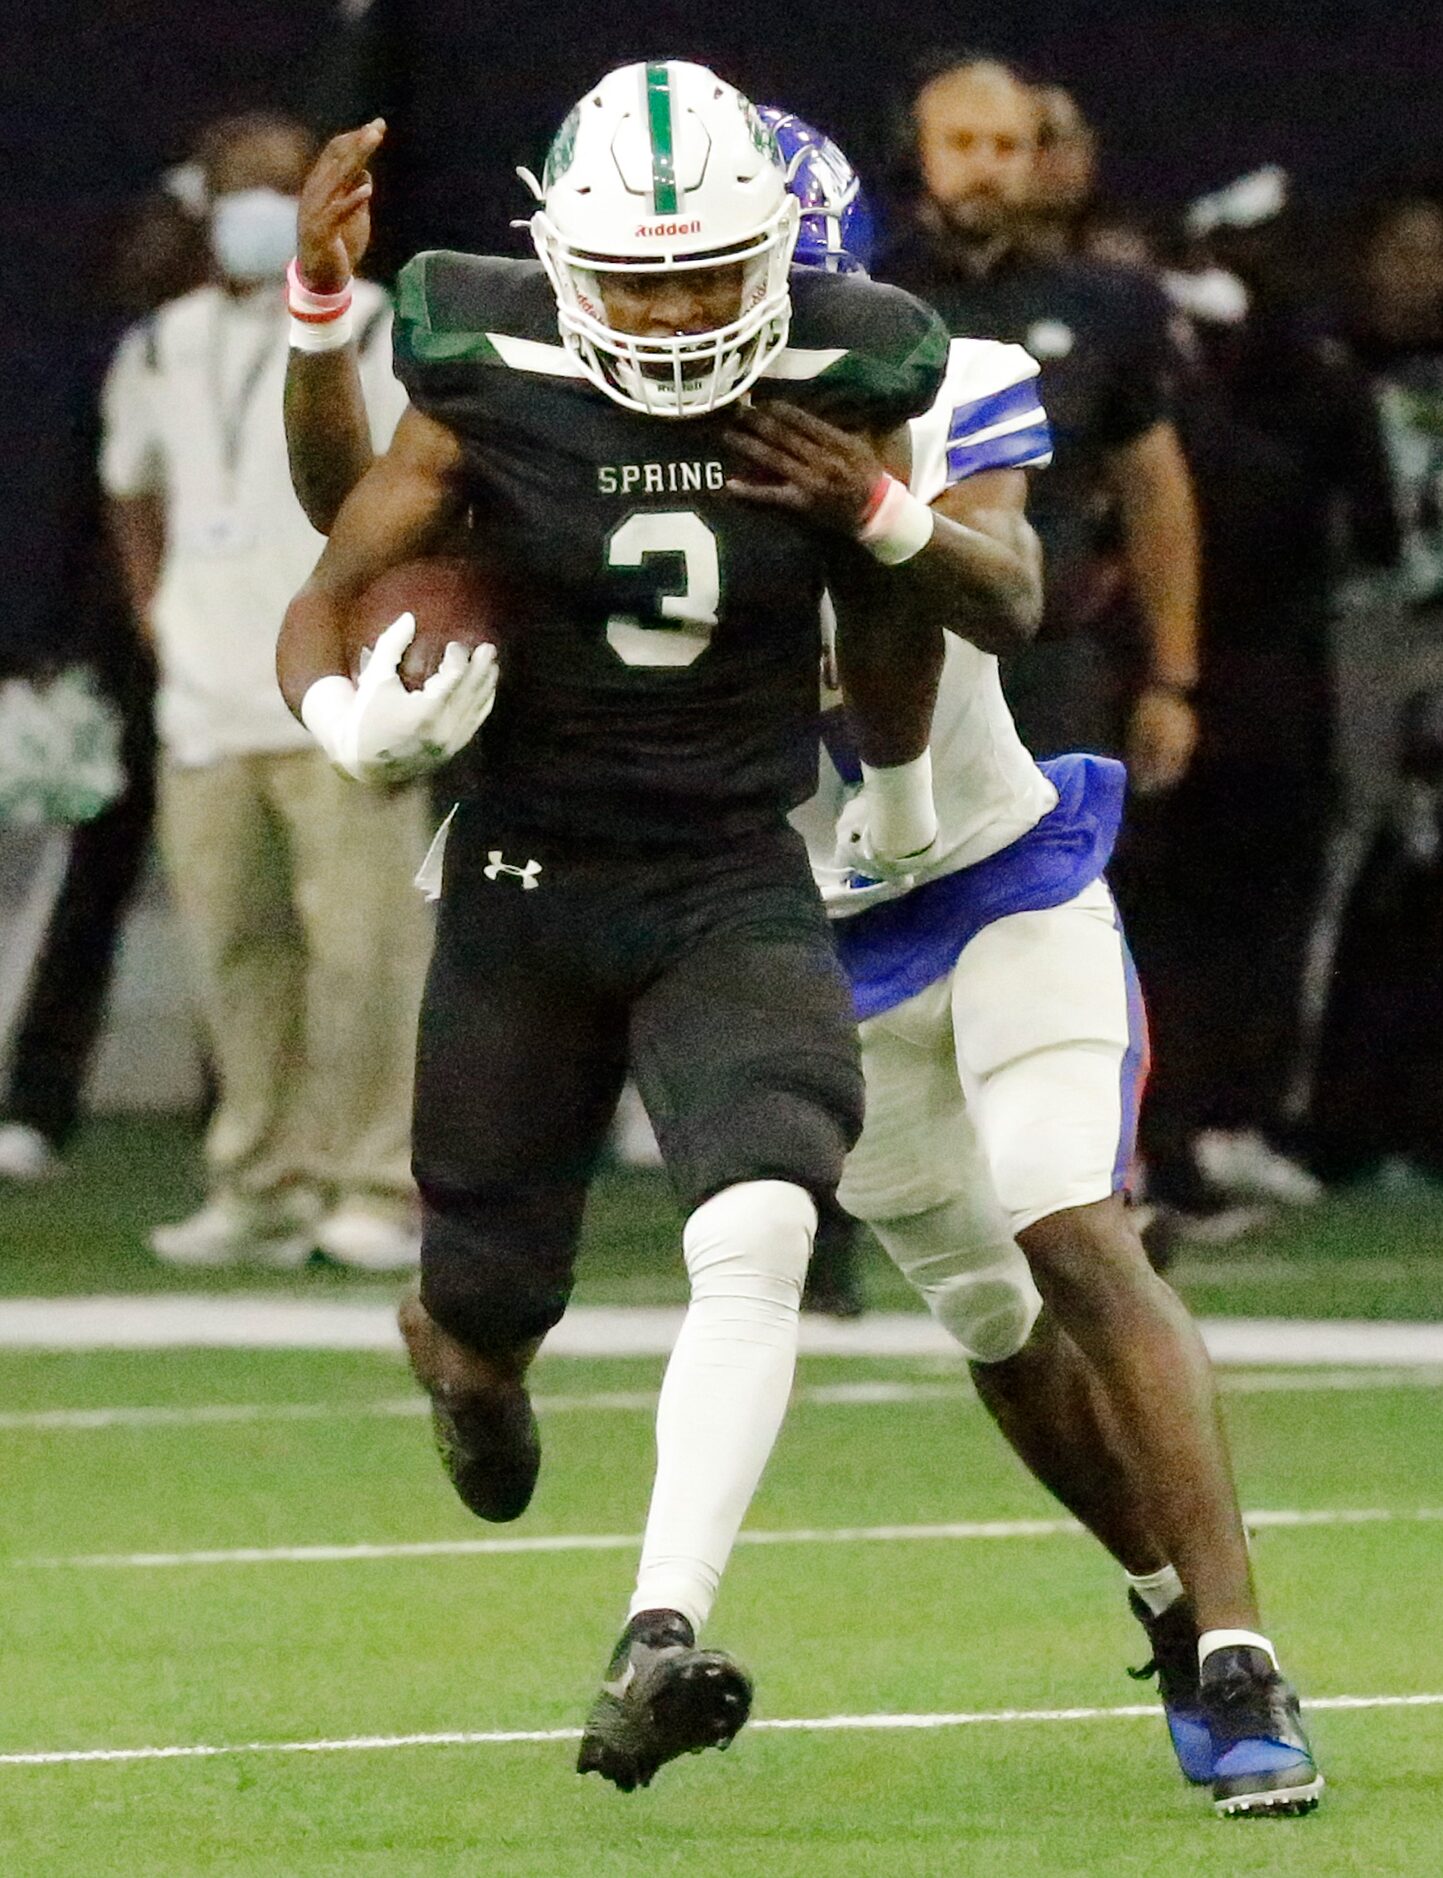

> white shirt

[
  {"left": 791, "top": 336, "right": 1058, "bottom": 912},
  {"left": 101, "top": 278, "right": 408, "bottom": 766}
]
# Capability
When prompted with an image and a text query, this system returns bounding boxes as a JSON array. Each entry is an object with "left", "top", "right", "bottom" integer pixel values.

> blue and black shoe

[
  {"left": 1202, "top": 1645, "right": 1324, "bottom": 1817},
  {"left": 1127, "top": 1591, "right": 1215, "bottom": 1785}
]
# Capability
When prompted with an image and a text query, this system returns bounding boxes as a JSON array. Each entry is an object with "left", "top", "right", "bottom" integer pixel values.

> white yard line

[
  {"left": 1, "top": 1296, "right": 1443, "bottom": 1363},
  {"left": 1202, "top": 1320, "right": 1443, "bottom": 1366},
  {"left": 0, "top": 1295, "right": 405, "bottom": 1353},
  {"left": 0, "top": 1379, "right": 966, "bottom": 1433},
  {"left": 0, "top": 1692, "right": 1437, "bottom": 1769},
  {"left": 19, "top": 1505, "right": 1443, "bottom": 1571},
  {"left": 0, "top": 1397, "right": 430, "bottom": 1432},
  {"left": 1170, "top": 1256, "right": 1443, "bottom": 1284},
  {"left": 1219, "top": 1366, "right": 1443, "bottom": 1394},
  {"left": 2, "top": 1365, "right": 1443, "bottom": 1436}
]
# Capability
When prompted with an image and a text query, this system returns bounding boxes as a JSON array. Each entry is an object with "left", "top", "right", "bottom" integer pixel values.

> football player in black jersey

[{"left": 277, "top": 60, "right": 1041, "bottom": 1792}]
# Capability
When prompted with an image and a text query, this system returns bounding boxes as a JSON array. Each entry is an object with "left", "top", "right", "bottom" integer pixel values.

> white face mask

[{"left": 209, "top": 188, "right": 298, "bottom": 284}]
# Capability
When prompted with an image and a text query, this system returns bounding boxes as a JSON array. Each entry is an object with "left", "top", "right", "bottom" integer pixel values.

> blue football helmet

[{"left": 759, "top": 106, "right": 876, "bottom": 276}]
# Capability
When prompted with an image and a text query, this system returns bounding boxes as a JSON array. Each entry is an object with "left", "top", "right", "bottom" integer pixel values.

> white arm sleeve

[{"left": 908, "top": 339, "right": 1052, "bottom": 505}]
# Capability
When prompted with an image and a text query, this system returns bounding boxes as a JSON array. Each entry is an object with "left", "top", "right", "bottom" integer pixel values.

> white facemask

[{"left": 210, "top": 188, "right": 298, "bottom": 284}]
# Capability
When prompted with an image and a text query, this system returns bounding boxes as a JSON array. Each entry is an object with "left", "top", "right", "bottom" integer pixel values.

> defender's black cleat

[
  {"left": 576, "top": 1610, "right": 753, "bottom": 1792},
  {"left": 1202, "top": 1646, "right": 1324, "bottom": 1817},
  {"left": 430, "top": 1383, "right": 540, "bottom": 1523},
  {"left": 1127, "top": 1591, "right": 1213, "bottom": 1785}
]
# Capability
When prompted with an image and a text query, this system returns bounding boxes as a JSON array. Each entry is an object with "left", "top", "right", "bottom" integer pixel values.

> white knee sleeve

[
  {"left": 872, "top": 1197, "right": 1042, "bottom": 1364},
  {"left": 629, "top": 1181, "right": 816, "bottom": 1634},
  {"left": 682, "top": 1178, "right": 816, "bottom": 1306}
]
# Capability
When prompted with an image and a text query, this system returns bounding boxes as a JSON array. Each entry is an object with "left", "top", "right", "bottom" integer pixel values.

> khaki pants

[{"left": 158, "top": 749, "right": 431, "bottom": 1208}]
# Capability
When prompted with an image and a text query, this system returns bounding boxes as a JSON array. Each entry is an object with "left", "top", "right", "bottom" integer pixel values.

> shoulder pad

[
  {"left": 766, "top": 271, "right": 950, "bottom": 429},
  {"left": 393, "top": 253, "right": 558, "bottom": 374},
  {"left": 936, "top": 336, "right": 1040, "bottom": 406},
  {"left": 909, "top": 337, "right": 1051, "bottom": 502}
]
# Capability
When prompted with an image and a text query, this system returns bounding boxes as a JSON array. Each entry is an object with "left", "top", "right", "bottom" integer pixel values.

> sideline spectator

[
  {"left": 1134, "top": 203, "right": 1399, "bottom": 1223},
  {"left": 883, "top": 56, "right": 1201, "bottom": 790},
  {"left": 1030, "top": 83, "right": 1098, "bottom": 259},
  {"left": 100, "top": 112, "right": 430, "bottom": 1270},
  {"left": 1302, "top": 187, "right": 1443, "bottom": 1182},
  {"left": 0, "top": 586, "right": 154, "bottom": 1183},
  {"left": 1312, "top": 683, "right": 1443, "bottom": 1183},
  {"left": 1336, "top": 188, "right": 1443, "bottom": 819},
  {"left": 0, "top": 173, "right": 207, "bottom": 1185}
]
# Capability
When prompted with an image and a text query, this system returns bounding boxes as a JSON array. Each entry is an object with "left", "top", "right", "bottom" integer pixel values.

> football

[{"left": 345, "top": 556, "right": 502, "bottom": 691}]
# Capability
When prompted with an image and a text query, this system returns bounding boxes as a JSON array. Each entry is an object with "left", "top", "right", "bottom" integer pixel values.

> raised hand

[{"left": 296, "top": 120, "right": 386, "bottom": 294}]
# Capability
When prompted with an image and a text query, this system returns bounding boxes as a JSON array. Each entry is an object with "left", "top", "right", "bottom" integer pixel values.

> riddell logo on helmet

[{"left": 635, "top": 218, "right": 703, "bottom": 237}]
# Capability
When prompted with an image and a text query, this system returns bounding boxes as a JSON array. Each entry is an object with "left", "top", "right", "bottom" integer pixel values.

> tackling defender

[
  {"left": 276, "top": 62, "right": 1042, "bottom": 1792},
  {"left": 777, "top": 126, "right": 1321, "bottom": 1818}
]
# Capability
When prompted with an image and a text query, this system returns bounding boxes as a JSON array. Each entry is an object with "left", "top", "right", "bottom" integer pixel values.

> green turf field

[
  {"left": 7, "top": 1117, "right": 1443, "bottom": 1319},
  {"left": 1, "top": 1122, "right": 1442, "bottom": 1873}
]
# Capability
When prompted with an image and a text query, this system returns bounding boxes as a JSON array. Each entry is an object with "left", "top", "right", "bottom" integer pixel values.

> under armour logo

[{"left": 483, "top": 851, "right": 542, "bottom": 889}]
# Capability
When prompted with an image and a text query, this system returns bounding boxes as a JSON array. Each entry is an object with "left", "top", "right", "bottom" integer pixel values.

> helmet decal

[
  {"left": 644, "top": 62, "right": 680, "bottom": 215},
  {"left": 543, "top": 107, "right": 580, "bottom": 191},
  {"left": 741, "top": 97, "right": 780, "bottom": 164}
]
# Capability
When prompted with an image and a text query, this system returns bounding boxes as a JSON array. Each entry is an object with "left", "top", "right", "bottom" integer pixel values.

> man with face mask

[{"left": 100, "top": 112, "right": 427, "bottom": 1271}]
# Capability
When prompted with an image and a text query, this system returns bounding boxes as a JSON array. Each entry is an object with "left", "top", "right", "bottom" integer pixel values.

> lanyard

[{"left": 207, "top": 294, "right": 282, "bottom": 498}]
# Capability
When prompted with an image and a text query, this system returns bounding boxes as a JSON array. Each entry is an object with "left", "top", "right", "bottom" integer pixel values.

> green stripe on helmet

[{"left": 644, "top": 62, "right": 679, "bottom": 215}]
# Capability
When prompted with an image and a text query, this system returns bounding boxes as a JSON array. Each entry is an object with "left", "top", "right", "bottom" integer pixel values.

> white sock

[
  {"left": 1125, "top": 1563, "right": 1185, "bottom": 1617},
  {"left": 859, "top": 751, "right": 937, "bottom": 861},
  {"left": 628, "top": 1180, "right": 816, "bottom": 1636},
  {"left": 1199, "top": 1627, "right": 1279, "bottom": 1671}
]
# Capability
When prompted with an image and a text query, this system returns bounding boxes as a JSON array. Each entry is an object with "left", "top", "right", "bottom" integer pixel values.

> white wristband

[
  {"left": 859, "top": 751, "right": 938, "bottom": 861},
  {"left": 856, "top": 475, "right": 936, "bottom": 567},
  {"left": 300, "top": 673, "right": 356, "bottom": 765},
  {"left": 289, "top": 305, "right": 355, "bottom": 352}
]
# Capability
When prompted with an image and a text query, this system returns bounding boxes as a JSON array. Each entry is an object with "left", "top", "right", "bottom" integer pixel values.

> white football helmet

[{"left": 529, "top": 60, "right": 800, "bottom": 418}]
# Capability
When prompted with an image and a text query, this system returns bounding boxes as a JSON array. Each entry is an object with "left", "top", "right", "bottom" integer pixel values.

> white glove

[
  {"left": 833, "top": 790, "right": 939, "bottom": 892},
  {"left": 300, "top": 613, "right": 497, "bottom": 784}
]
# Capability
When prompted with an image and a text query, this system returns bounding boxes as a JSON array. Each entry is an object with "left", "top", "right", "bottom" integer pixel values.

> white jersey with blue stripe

[
  {"left": 792, "top": 336, "right": 1058, "bottom": 916},
  {"left": 909, "top": 335, "right": 1052, "bottom": 501}
]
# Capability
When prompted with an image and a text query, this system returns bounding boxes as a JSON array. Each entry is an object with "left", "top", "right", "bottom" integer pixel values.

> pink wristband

[
  {"left": 286, "top": 258, "right": 354, "bottom": 323},
  {"left": 857, "top": 473, "right": 892, "bottom": 529}
]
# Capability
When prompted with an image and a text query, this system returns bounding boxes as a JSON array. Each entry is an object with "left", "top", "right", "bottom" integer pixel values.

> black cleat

[
  {"left": 1202, "top": 1646, "right": 1324, "bottom": 1817},
  {"left": 430, "top": 1383, "right": 540, "bottom": 1523},
  {"left": 1126, "top": 1592, "right": 1214, "bottom": 1785},
  {"left": 576, "top": 1610, "right": 753, "bottom": 1792}
]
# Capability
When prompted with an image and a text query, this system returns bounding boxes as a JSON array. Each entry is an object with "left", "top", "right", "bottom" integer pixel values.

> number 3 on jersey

[{"left": 605, "top": 511, "right": 720, "bottom": 667}]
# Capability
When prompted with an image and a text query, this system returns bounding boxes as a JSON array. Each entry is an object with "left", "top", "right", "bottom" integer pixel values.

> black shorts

[{"left": 413, "top": 804, "right": 863, "bottom": 1352}]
